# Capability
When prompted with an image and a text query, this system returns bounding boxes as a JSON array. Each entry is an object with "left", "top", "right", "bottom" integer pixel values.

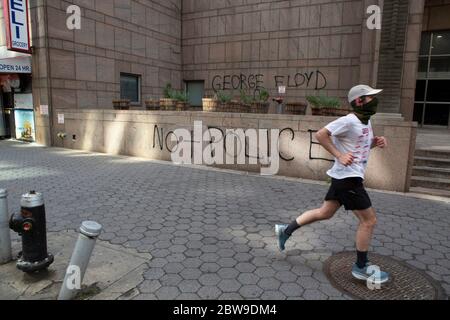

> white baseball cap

[{"left": 348, "top": 85, "right": 383, "bottom": 103}]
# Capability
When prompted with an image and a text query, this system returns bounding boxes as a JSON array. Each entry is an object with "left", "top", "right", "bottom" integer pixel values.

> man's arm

[{"left": 316, "top": 128, "right": 354, "bottom": 166}]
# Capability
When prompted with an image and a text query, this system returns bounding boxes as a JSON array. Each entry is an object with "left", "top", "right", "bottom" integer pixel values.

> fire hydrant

[{"left": 9, "top": 191, "right": 54, "bottom": 273}]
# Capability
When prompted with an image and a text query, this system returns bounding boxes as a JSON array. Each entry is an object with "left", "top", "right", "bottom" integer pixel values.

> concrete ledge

[{"left": 54, "top": 109, "right": 417, "bottom": 192}]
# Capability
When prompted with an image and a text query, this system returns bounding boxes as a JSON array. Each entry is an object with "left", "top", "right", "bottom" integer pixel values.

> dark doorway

[{"left": 414, "top": 30, "right": 450, "bottom": 128}]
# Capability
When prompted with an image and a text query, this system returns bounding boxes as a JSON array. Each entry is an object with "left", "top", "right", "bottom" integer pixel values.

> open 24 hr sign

[{"left": 3, "top": 0, "right": 31, "bottom": 53}]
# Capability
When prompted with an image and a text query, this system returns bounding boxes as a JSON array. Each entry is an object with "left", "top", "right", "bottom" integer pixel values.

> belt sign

[{"left": 3, "top": 0, "right": 31, "bottom": 54}]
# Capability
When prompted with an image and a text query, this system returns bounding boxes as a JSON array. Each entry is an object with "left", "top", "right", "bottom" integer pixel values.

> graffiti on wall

[
  {"left": 211, "top": 70, "right": 327, "bottom": 96},
  {"left": 152, "top": 125, "right": 332, "bottom": 163}
]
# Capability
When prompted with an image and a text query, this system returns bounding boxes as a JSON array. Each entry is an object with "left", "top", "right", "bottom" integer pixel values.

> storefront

[
  {"left": 0, "top": 0, "right": 34, "bottom": 140},
  {"left": 0, "top": 54, "right": 34, "bottom": 140}
]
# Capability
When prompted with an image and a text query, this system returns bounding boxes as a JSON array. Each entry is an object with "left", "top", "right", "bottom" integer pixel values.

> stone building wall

[
  {"left": 30, "top": 0, "right": 183, "bottom": 145},
  {"left": 423, "top": 0, "right": 450, "bottom": 31},
  {"left": 24, "top": 0, "right": 430, "bottom": 146},
  {"left": 181, "top": 0, "right": 372, "bottom": 105}
]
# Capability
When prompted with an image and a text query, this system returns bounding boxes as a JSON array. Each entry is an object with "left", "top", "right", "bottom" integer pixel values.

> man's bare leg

[
  {"left": 351, "top": 207, "right": 389, "bottom": 283},
  {"left": 353, "top": 207, "right": 377, "bottom": 252},
  {"left": 296, "top": 200, "right": 341, "bottom": 227},
  {"left": 276, "top": 201, "right": 340, "bottom": 251},
  {"left": 353, "top": 207, "right": 377, "bottom": 268}
]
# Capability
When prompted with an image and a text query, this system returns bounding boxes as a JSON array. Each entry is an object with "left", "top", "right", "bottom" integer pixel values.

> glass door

[{"left": 414, "top": 30, "right": 450, "bottom": 128}]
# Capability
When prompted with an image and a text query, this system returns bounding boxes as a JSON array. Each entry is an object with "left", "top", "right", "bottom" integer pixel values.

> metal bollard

[
  {"left": 58, "top": 221, "right": 102, "bottom": 300},
  {"left": 0, "top": 189, "right": 12, "bottom": 264}
]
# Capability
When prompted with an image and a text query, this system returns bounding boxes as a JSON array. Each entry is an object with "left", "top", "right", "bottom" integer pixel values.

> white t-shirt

[{"left": 325, "top": 113, "right": 374, "bottom": 180}]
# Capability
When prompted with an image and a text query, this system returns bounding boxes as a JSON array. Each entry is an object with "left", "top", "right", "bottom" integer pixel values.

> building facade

[{"left": 1, "top": 0, "right": 449, "bottom": 145}]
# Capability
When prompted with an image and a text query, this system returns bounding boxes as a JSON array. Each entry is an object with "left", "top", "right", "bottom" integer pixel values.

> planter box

[
  {"left": 176, "top": 101, "right": 189, "bottom": 111},
  {"left": 239, "top": 103, "right": 251, "bottom": 113},
  {"left": 216, "top": 103, "right": 228, "bottom": 112},
  {"left": 249, "top": 102, "right": 269, "bottom": 114},
  {"left": 311, "top": 107, "right": 322, "bottom": 116},
  {"left": 284, "top": 102, "right": 307, "bottom": 115},
  {"left": 321, "top": 107, "right": 351, "bottom": 116},
  {"left": 113, "top": 100, "right": 130, "bottom": 110},
  {"left": 205, "top": 101, "right": 250, "bottom": 113},
  {"left": 160, "top": 98, "right": 177, "bottom": 111},
  {"left": 227, "top": 101, "right": 249, "bottom": 113},
  {"left": 145, "top": 100, "right": 160, "bottom": 111},
  {"left": 202, "top": 98, "right": 219, "bottom": 112}
]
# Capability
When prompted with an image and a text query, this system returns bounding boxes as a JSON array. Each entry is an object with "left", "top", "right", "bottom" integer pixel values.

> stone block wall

[
  {"left": 54, "top": 109, "right": 418, "bottom": 192},
  {"left": 423, "top": 0, "right": 450, "bottom": 31},
  {"left": 30, "top": 0, "right": 182, "bottom": 145},
  {"left": 47, "top": 0, "right": 182, "bottom": 107},
  {"left": 181, "top": 0, "right": 370, "bottom": 104}
]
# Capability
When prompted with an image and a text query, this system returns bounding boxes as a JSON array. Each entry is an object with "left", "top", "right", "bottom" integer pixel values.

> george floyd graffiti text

[{"left": 211, "top": 70, "right": 327, "bottom": 96}]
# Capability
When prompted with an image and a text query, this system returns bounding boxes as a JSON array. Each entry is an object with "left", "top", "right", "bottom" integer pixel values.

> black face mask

[{"left": 352, "top": 97, "right": 379, "bottom": 125}]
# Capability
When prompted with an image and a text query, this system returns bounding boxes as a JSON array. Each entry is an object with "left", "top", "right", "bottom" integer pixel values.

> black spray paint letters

[
  {"left": 152, "top": 125, "right": 296, "bottom": 162},
  {"left": 275, "top": 70, "right": 327, "bottom": 90},
  {"left": 212, "top": 74, "right": 264, "bottom": 92},
  {"left": 211, "top": 71, "right": 327, "bottom": 93},
  {"left": 153, "top": 125, "right": 334, "bottom": 164}
]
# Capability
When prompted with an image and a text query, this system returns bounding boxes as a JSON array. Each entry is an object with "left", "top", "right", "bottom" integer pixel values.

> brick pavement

[{"left": 1, "top": 140, "right": 449, "bottom": 300}]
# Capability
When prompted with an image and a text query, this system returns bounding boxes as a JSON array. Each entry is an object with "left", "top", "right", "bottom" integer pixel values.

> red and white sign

[{"left": 3, "top": 0, "right": 31, "bottom": 54}]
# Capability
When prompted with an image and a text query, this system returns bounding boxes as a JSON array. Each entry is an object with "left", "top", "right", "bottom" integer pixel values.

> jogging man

[{"left": 275, "top": 84, "right": 389, "bottom": 284}]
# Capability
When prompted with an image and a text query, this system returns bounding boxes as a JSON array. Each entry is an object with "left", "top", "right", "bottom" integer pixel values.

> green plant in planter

[
  {"left": 249, "top": 88, "right": 270, "bottom": 114},
  {"left": 307, "top": 95, "right": 341, "bottom": 115},
  {"left": 257, "top": 88, "right": 270, "bottom": 103},
  {"left": 173, "top": 90, "right": 189, "bottom": 102},
  {"left": 163, "top": 83, "right": 175, "bottom": 99},
  {"left": 240, "top": 89, "right": 254, "bottom": 104},
  {"left": 216, "top": 90, "right": 232, "bottom": 103},
  {"left": 322, "top": 96, "right": 341, "bottom": 109}
]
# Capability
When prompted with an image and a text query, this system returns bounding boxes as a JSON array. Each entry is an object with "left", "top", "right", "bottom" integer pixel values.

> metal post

[
  {"left": 58, "top": 221, "right": 102, "bottom": 300},
  {"left": 0, "top": 189, "right": 12, "bottom": 264}
]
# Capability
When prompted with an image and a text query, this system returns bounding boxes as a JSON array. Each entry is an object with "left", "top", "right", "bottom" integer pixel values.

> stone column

[
  {"left": 30, "top": 0, "right": 53, "bottom": 146},
  {"left": 359, "top": 0, "right": 383, "bottom": 90},
  {"left": 374, "top": 0, "right": 424, "bottom": 121},
  {"left": 400, "top": 0, "right": 425, "bottom": 121}
]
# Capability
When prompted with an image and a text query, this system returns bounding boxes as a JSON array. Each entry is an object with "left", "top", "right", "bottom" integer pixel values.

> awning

[{"left": 0, "top": 46, "right": 32, "bottom": 74}]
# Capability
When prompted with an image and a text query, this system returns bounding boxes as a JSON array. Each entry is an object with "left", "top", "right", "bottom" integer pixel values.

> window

[
  {"left": 185, "top": 81, "right": 205, "bottom": 107},
  {"left": 120, "top": 73, "right": 141, "bottom": 104},
  {"left": 414, "top": 31, "right": 450, "bottom": 127}
]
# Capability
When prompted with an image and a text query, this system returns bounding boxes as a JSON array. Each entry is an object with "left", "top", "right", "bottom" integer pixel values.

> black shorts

[{"left": 325, "top": 177, "right": 372, "bottom": 211}]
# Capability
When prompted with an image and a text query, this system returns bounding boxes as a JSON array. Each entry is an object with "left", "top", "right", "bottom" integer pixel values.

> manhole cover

[{"left": 323, "top": 252, "right": 447, "bottom": 300}]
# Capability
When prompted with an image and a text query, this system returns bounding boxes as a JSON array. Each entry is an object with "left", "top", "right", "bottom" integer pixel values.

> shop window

[
  {"left": 431, "top": 31, "right": 450, "bottom": 55},
  {"left": 419, "top": 32, "right": 431, "bottom": 55},
  {"left": 429, "top": 56, "right": 450, "bottom": 79},
  {"left": 423, "top": 104, "right": 450, "bottom": 126},
  {"left": 413, "top": 104, "right": 424, "bottom": 125},
  {"left": 417, "top": 57, "right": 429, "bottom": 78},
  {"left": 426, "top": 80, "right": 450, "bottom": 102},
  {"left": 414, "top": 31, "right": 450, "bottom": 127},
  {"left": 415, "top": 80, "right": 426, "bottom": 102}
]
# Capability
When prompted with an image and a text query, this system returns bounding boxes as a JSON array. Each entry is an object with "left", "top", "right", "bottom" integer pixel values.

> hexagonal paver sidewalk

[{"left": 1, "top": 141, "right": 449, "bottom": 300}]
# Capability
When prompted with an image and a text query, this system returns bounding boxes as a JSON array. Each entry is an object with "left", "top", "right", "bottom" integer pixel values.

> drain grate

[{"left": 323, "top": 252, "right": 447, "bottom": 300}]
